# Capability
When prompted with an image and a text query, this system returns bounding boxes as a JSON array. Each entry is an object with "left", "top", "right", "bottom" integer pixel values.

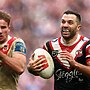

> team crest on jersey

[
  {"left": 75, "top": 49, "right": 83, "bottom": 57},
  {"left": 3, "top": 44, "right": 9, "bottom": 51},
  {"left": 52, "top": 50, "right": 59, "bottom": 57}
]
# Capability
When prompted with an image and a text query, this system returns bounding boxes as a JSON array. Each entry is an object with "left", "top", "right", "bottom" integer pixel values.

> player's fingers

[
  {"left": 33, "top": 58, "right": 47, "bottom": 67},
  {"left": 34, "top": 63, "right": 48, "bottom": 72},
  {"left": 60, "top": 51, "right": 72, "bottom": 58}
]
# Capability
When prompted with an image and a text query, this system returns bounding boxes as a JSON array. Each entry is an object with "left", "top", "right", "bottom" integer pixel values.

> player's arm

[
  {"left": 27, "top": 42, "right": 49, "bottom": 75},
  {"left": 72, "top": 60, "right": 90, "bottom": 77},
  {"left": 0, "top": 40, "right": 26, "bottom": 74},
  {"left": 72, "top": 43, "right": 90, "bottom": 77},
  {"left": 60, "top": 50, "right": 90, "bottom": 77}
]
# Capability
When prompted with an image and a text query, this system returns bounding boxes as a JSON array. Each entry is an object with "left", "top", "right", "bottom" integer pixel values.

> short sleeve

[
  {"left": 85, "top": 43, "right": 90, "bottom": 62},
  {"left": 13, "top": 38, "right": 26, "bottom": 55}
]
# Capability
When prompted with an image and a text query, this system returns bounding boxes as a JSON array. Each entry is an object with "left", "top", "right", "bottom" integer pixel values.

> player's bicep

[{"left": 12, "top": 52, "right": 26, "bottom": 61}]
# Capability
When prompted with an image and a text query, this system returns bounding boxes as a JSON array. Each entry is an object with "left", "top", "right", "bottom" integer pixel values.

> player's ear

[
  {"left": 9, "top": 25, "right": 10, "bottom": 28},
  {"left": 8, "top": 25, "right": 11, "bottom": 32},
  {"left": 77, "top": 24, "right": 81, "bottom": 31}
]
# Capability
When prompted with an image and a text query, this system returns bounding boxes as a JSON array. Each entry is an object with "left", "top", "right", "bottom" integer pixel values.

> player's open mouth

[
  {"left": 62, "top": 29, "right": 69, "bottom": 32},
  {"left": 62, "top": 29, "right": 70, "bottom": 37},
  {"left": 0, "top": 35, "right": 3, "bottom": 39}
]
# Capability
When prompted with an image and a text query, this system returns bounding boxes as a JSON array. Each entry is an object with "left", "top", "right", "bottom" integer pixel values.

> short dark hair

[
  {"left": 0, "top": 10, "right": 11, "bottom": 25},
  {"left": 63, "top": 10, "right": 81, "bottom": 23}
]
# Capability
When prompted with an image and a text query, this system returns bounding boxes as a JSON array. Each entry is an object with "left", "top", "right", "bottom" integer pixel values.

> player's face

[
  {"left": 60, "top": 14, "right": 81, "bottom": 40},
  {"left": 0, "top": 19, "right": 10, "bottom": 44}
]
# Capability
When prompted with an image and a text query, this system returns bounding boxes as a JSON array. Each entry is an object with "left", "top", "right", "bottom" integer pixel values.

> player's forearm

[
  {"left": 0, "top": 51, "right": 26, "bottom": 74},
  {"left": 73, "top": 61, "right": 90, "bottom": 77}
]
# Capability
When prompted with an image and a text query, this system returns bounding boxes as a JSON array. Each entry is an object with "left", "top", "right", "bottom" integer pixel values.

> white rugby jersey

[{"left": 0, "top": 35, "right": 26, "bottom": 90}]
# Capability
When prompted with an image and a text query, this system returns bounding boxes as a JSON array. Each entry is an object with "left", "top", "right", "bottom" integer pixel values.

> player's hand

[
  {"left": 60, "top": 50, "right": 76, "bottom": 67},
  {"left": 27, "top": 53, "right": 47, "bottom": 75}
]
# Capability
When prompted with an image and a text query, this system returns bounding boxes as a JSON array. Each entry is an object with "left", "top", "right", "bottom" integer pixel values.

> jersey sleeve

[
  {"left": 13, "top": 38, "right": 26, "bottom": 55},
  {"left": 42, "top": 41, "right": 49, "bottom": 51},
  {"left": 85, "top": 42, "right": 90, "bottom": 62}
]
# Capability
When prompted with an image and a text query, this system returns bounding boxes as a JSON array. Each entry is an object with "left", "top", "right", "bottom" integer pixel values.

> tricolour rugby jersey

[
  {"left": 43, "top": 34, "right": 90, "bottom": 90},
  {"left": 0, "top": 35, "right": 26, "bottom": 90}
]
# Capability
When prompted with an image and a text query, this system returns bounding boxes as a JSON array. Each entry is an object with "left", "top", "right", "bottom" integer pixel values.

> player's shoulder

[
  {"left": 14, "top": 37, "right": 25, "bottom": 43},
  {"left": 81, "top": 36, "right": 90, "bottom": 45},
  {"left": 45, "top": 37, "right": 59, "bottom": 43},
  {"left": 10, "top": 36, "right": 26, "bottom": 54},
  {"left": 52, "top": 37, "right": 59, "bottom": 42},
  {"left": 43, "top": 37, "right": 59, "bottom": 50},
  {"left": 43, "top": 37, "right": 59, "bottom": 48},
  {"left": 8, "top": 35, "right": 26, "bottom": 47},
  {"left": 82, "top": 36, "right": 89, "bottom": 42},
  {"left": 8, "top": 35, "right": 24, "bottom": 42},
  {"left": 81, "top": 36, "right": 90, "bottom": 49}
]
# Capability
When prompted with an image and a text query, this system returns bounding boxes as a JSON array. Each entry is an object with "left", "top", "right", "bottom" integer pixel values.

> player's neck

[{"left": 62, "top": 34, "right": 80, "bottom": 45}]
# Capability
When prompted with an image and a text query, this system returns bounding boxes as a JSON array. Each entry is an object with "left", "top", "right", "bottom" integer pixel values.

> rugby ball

[{"left": 33, "top": 48, "right": 54, "bottom": 79}]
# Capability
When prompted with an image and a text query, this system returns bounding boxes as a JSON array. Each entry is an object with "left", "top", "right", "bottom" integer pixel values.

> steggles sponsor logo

[{"left": 55, "top": 69, "right": 83, "bottom": 83}]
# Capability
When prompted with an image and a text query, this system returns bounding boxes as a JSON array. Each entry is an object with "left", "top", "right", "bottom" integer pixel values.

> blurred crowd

[{"left": 0, "top": 0, "right": 90, "bottom": 90}]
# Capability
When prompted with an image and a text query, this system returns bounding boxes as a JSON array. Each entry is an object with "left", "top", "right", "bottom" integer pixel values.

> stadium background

[{"left": 0, "top": 0, "right": 90, "bottom": 90}]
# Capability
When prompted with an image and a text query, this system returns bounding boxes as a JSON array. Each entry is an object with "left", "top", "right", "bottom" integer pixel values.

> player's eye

[
  {"left": 1, "top": 26, "right": 7, "bottom": 29},
  {"left": 61, "top": 20, "right": 66, "bottom": 24},
  {"left": 67, "top": 20, "right": 73, "bottom": 25}
]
